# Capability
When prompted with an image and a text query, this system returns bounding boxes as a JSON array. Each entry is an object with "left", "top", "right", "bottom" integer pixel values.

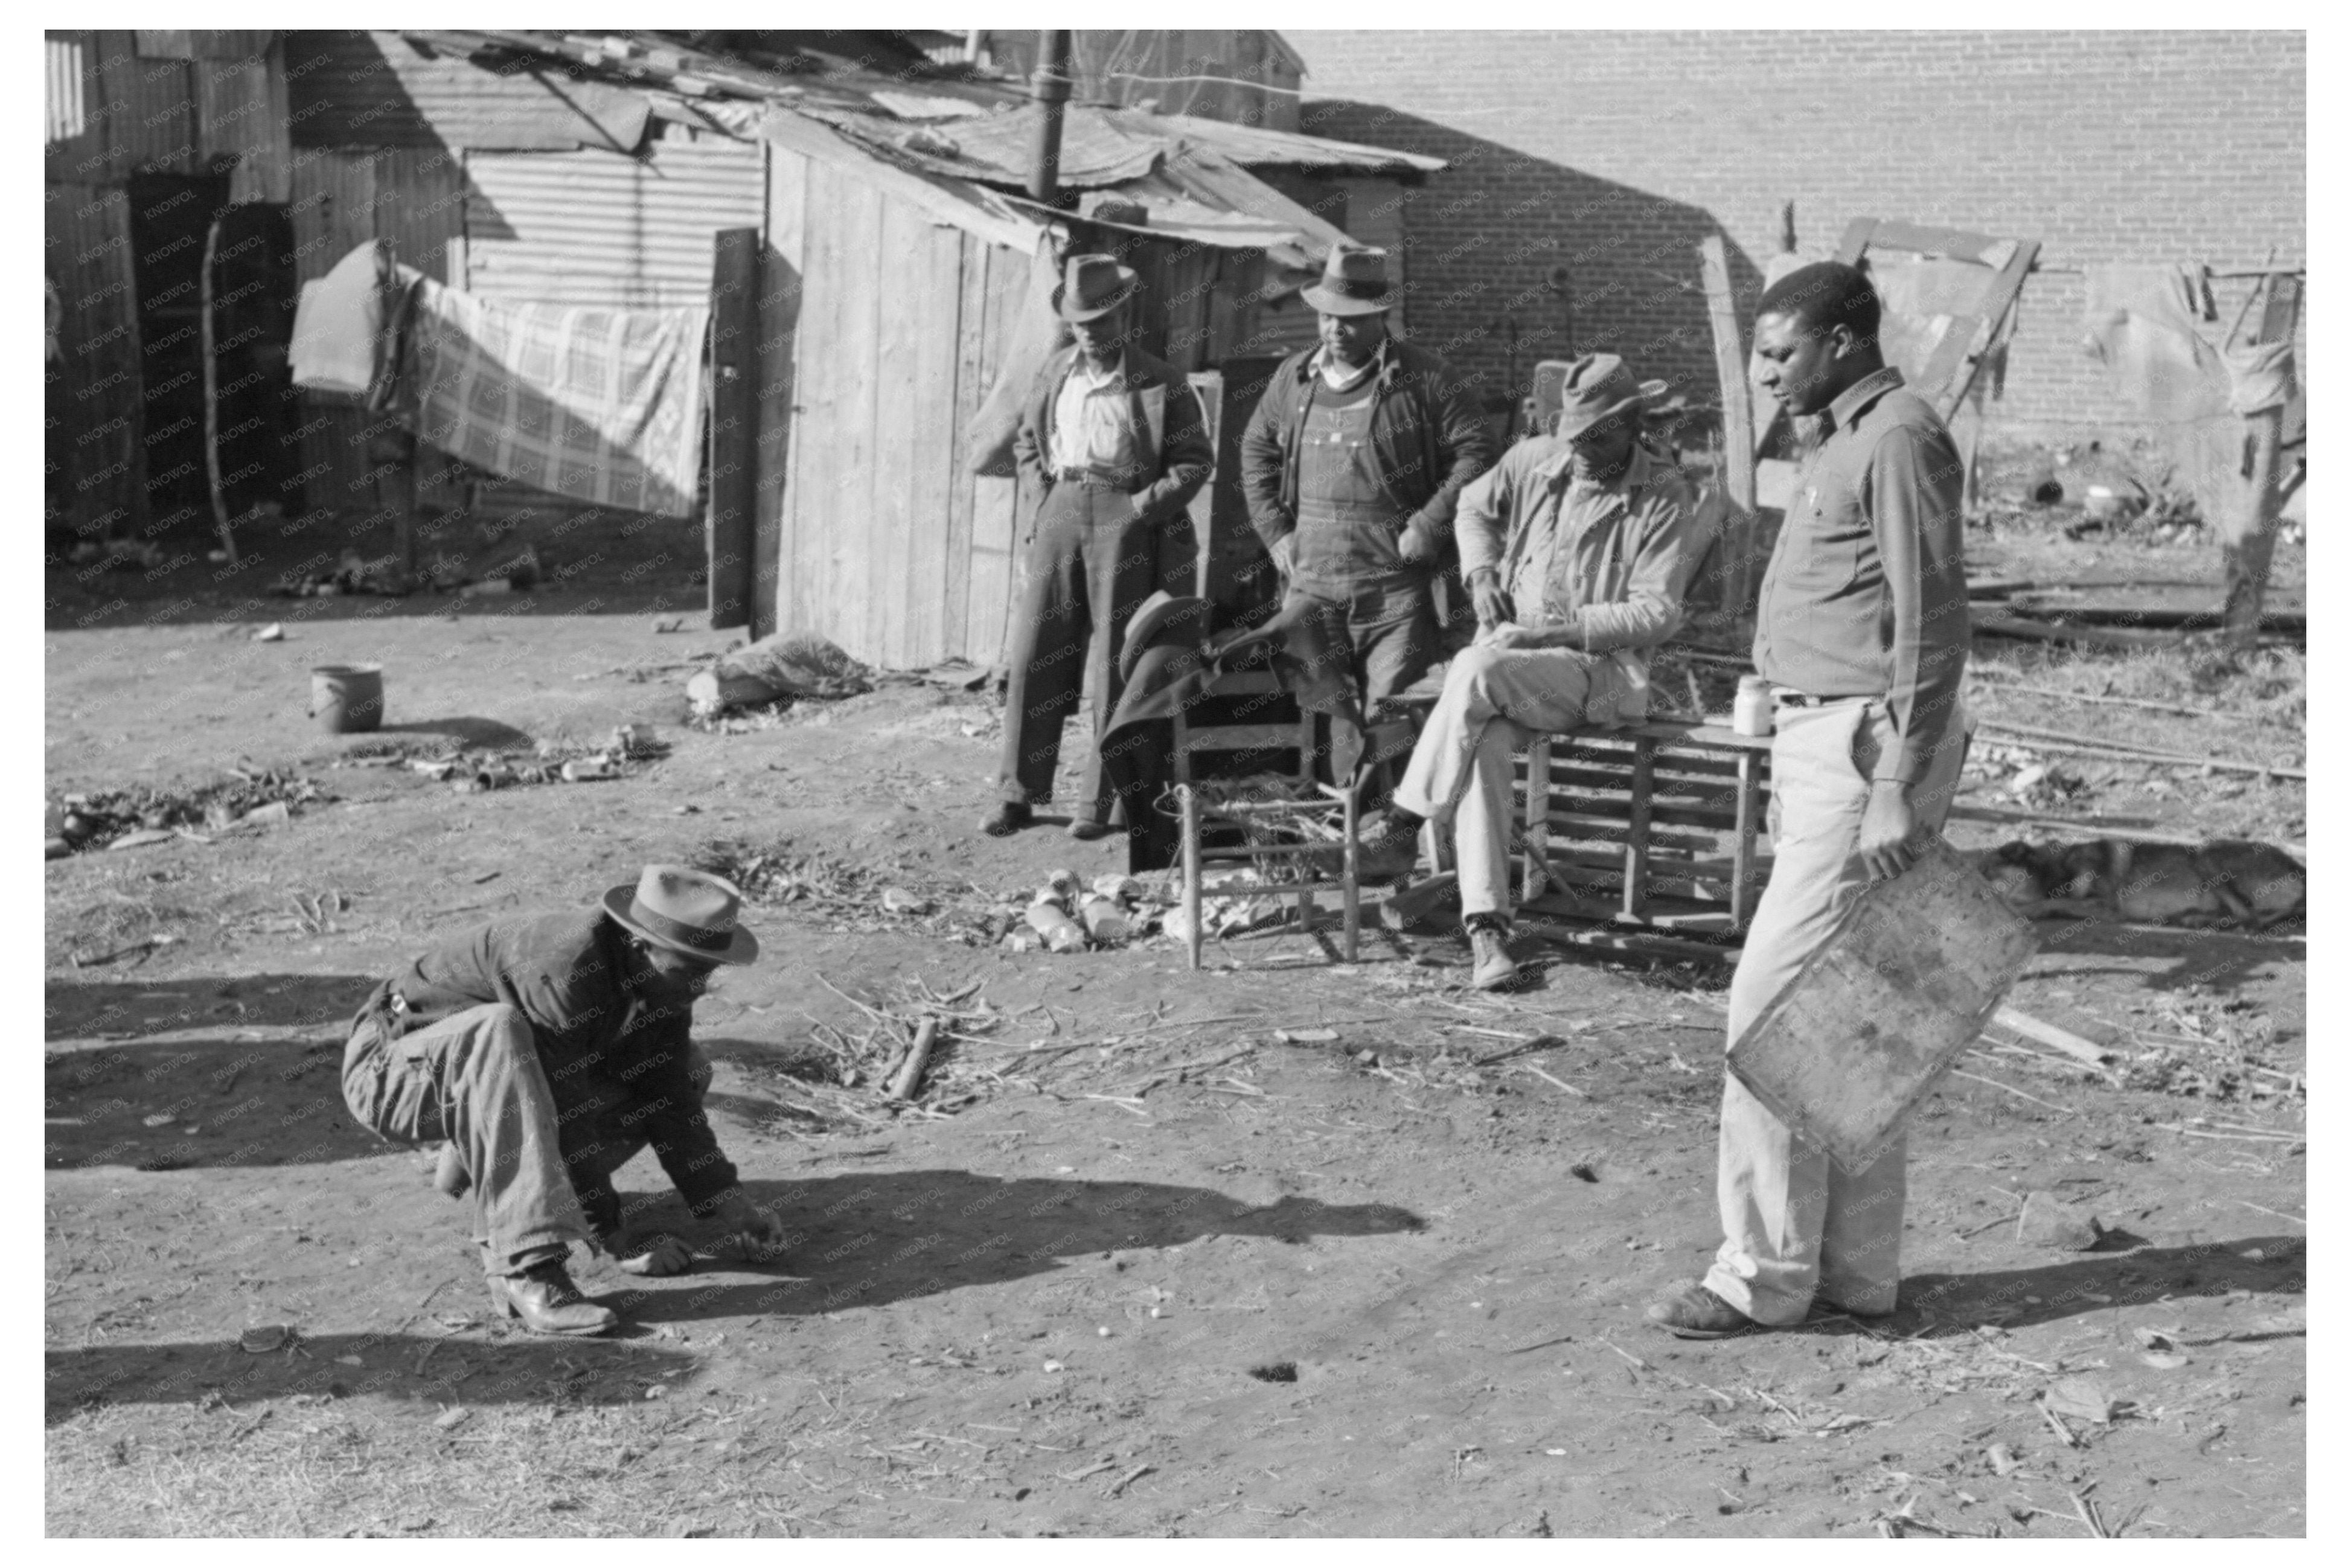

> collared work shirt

[
  {"left": 1751, "top": 366, "right": 1969, "bottom": 783},
  {"left": 1455, "top": 436, "right": 1712, "bottom": 716},
  {"left": 352, "top": 909, "right": 738, "bottom": 1213},
  {"left": 1049, "top": 352, "right": 1142, "bottom": 475}
]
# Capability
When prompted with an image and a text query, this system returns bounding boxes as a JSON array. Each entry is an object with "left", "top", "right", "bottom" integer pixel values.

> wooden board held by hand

[{"left": 1728, "top": 837, "right": 2038, "bottom": 1174}]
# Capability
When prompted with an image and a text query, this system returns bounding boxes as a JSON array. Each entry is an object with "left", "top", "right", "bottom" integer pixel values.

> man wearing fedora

[
  {"left": 342, "top": 865, "right": 788, "bottom": 1336},
  {"left": 1358, "top": 354, "right": 1715, "bottom": 990},
  {"left": 982, "top": 253, "right": 1213, "bottom": 841},
  {"left": 1239, "top": 243, "right": 1494, "bottom": 735}
]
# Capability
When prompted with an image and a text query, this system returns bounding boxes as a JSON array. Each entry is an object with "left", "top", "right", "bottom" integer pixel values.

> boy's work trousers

[
  {"left": 1702, "top": 697, "right": 1969, "bottom": 1325},
  {"left": 343, "top": 1002, "right": 589, "bottom": 1278}
]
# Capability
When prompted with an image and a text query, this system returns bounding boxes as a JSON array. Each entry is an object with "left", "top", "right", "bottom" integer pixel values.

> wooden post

[
  {"left": 2222, "top": 403, "right": 2283, "bottom": 647},
  {"left": 1698, "top": 232, "right": 1756, "bottom": 625},
  {"left": 1622, "top": 738, "right": 1654, "bottom": 922},
  {"left": 1730, "top": 749, "right": 1762, "bottom": 930},
  {"left": 708, "top": 227, "right": 760, "bottom": 633},
  {"left": 199, "top": 215, "right": 237, "bottom": 565},
  {"left": 1180, "top": 784, "right": 1204, "bottom": 971},
  {"left": 1697, "top": 234, "right": 1754, "bottom": 516},
  {"left": 1520, "top": 737, "right": 1552, "bottom": 904}
]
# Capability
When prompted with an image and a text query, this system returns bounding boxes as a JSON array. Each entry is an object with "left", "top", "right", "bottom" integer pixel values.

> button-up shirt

[
  {"left": 1455, "top": 435, "right": 1713, "bottom": 716},
  {"left": 1049, "top": 351, "right": 1141, "bottom": 475},
  {"left": 1751, "top": 366, "right": 1969, "bottom": 783},
  {"left": 353, "top": 909, "right": 738, "bottom": 1214}
]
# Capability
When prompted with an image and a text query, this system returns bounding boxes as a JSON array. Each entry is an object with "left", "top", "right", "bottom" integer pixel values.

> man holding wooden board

[{"left": 1648, "top": 262, "right": 1973, "bottom": 1339}]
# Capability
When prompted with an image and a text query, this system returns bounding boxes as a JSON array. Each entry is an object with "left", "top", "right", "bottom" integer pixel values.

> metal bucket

[{"left": 311, "top": 663, "right": 385, "bottom": 734}]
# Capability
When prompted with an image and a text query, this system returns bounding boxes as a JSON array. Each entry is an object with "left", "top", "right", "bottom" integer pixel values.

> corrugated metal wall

[{"left": 463, "top": 135, "right": 766, "bottom": 309}]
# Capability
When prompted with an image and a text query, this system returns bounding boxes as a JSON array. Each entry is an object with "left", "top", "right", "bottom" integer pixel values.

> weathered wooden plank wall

[
  {"left": 756, "top": 144, "right": 807, "bottom": 644},
  {"left": 45, "top": 181, "right": 146, "bottom": 539},
  {"left": 964, "top": 242, "right": 1029, "bottom": 668}
]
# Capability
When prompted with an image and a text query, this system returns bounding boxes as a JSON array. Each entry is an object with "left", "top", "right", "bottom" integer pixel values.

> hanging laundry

[{"left": 406, "top": 277, "right": 710, "bottom": 519}]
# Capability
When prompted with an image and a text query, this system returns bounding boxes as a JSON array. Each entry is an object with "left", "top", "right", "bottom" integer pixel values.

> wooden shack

[{"left": 46, "top": 28, "right": 1440, "bottom": 671}]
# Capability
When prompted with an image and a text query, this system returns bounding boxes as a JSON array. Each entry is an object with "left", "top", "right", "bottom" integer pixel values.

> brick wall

[{"left": 1287, "top": 29, "right": 2305, "bottom": 436}]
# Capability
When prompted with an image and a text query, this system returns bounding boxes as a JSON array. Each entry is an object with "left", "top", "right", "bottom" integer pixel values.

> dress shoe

[
  {"left": 1067, "top": 818, "right": 1114, "bottom": 841},
  {"left": 1644, "top": 1281, "right": 1760, "bottom": 1339},
  {"left": 491, "top": 1260, "right": 618, "bottom": 1336},
  {"left": 1468, "top": 924, "right": 1520, "bottom": 991},
  {"left": 979, "top": 802, "right": 1033, "bottom": 837}
]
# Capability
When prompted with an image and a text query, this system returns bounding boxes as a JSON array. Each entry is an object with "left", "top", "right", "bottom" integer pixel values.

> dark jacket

[
  {"left": 351, "top": 910, "right": 738, "bottom": 1214},
  {"left": 1012, "top": 344, "right": 1214, "bottom": 533},
  {"left": 1238, "top": 337, "right": 1496, "bottom": 563}
]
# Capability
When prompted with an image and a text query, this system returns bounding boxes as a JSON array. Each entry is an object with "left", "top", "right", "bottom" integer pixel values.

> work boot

[
  {"left": 1467, "top": 921, "right": 1520, "bottom": 991},
  {"left": 491, "top": 1258, "right": 619, "bottom": 1337},
  {"left": 980, "top": 802, "right": 1033, "bottom": 837}
]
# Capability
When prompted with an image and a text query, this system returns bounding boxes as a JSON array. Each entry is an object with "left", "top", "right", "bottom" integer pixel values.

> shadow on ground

[
  {"left": 562, "top": 1169, "right": 1424, "bottom": 1328},
  {"left": 1889, "top": 1234, "right": 2305, "bottom": 1336},
  {"left": 44, "top": 1331, "right": 690, "bottom": 1424}
]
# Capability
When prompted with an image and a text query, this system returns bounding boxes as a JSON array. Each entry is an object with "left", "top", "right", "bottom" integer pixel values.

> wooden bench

[
  {"left": 1406, "top": 717, "right": 1774, "bottom": 959},
  {"left": 1514, "top": 720, "right": 1773, "bottom": 939}
]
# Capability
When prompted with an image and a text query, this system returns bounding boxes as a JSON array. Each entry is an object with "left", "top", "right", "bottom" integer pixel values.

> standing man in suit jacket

[
  {"left": 982, "top": 254, "right": 1214, "bottom": 840},
  {"left": 1239, "top": 243, "right": 1495, "bottom": 746}
]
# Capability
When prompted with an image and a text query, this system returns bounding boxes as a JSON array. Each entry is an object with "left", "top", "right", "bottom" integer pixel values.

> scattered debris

[
  {"left": 2044, "top": 1376, "right": 2116, "bottom": 1427},
  {"left": 433, "top": 1407, "right": 471, "bottom": 1431},
  {"left": 239, "top": 1325, "right": 292, "bottom": 1354},
  {"left": 252, "top": 622, "right": 285, "bottom": 642},
  {"left": 1247, "top": 1362, "right": 1298, "bottom": 1383},
  {"left": 2014, "top": 1190, "right": 2103, "bottom": 1250},
  {"left": 53, "top": 767, "right": 330, "bottom": 854}
]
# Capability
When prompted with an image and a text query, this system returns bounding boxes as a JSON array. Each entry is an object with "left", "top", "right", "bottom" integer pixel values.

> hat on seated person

[{"left": 1553, "top": 353, "right": 1657, "bottom": 440}]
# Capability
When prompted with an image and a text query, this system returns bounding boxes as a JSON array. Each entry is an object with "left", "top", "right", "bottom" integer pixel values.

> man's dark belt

[{"left": 1052, "top": 466, "right": 1142, "bottom": 492}]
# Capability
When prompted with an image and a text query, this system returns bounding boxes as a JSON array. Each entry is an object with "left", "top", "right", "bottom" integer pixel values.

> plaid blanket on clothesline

[{"left": 407, "top": 276, "right": 710, "bottom": 518}]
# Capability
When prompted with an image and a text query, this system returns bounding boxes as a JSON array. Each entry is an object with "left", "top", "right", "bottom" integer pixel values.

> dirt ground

[{"left": 45, "top": 501, "right": 2305, "bottom": 1537}]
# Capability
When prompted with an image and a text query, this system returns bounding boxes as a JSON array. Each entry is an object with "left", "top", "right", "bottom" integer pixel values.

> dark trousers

[
  {"left": 996, "top": 484, "right": 1162, "bottom": 819},
  {"left": 1284, "top": 577, "right": 1439, "bottom": 792}
]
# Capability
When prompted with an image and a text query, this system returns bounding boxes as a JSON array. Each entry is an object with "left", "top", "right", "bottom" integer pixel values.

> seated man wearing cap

[
  {"left": 1240, "top": 243, "right": 1495, "bottom": 749},
  {"left": 341, "top": 866, "right": 788, "bottom": 1336},
  {"left": 1358, "top": 355, "right": 1718, "bottom": 990},
  {"left": 982, "top": 253, "right": 1213, "bottom": 842}
]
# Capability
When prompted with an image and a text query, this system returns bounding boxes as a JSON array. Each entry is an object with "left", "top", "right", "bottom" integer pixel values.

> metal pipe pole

[{"left": 1028, "top": 29, "right": 1072, "bottom": 206}]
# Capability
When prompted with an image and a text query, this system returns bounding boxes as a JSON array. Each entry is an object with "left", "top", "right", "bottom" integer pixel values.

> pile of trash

[
  {"left": 48, "top": 766, "right": 329, "bottom": 857},
  {"left": 1002, "top": 871, "right": 1167, "bottom": 952},
  {"left": 340, "top": 726, "right": 667, "bottom": 792},
  {"left": 994, "top": 867, "right": 1294, "bottom": 952}
]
